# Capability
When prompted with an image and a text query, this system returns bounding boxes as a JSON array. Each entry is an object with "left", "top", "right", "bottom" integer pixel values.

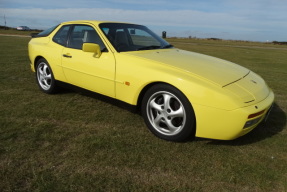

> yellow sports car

[{"left": 28, "top": 20, "right": 274, "bottom": 141}]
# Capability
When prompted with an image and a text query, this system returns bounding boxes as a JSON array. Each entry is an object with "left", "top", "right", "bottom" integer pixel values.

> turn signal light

[{"left": 248, "top": 110, "right": 265, "bottom": 119}]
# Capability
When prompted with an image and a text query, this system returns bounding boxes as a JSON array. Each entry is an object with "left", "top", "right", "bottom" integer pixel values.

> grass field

[
  {"left": 0, "top": 33, "right": 286, "bottom": 191},
  {"left": 0, "top": 29, "right": 40, "bottom": 36}
]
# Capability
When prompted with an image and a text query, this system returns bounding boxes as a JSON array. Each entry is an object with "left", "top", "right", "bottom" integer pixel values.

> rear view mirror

[
  {"left": 82, "top": 43, "right": 102, "bottom": 58},
  {"left": 130, "top": 29, "right": 135, "bottom": 35}
]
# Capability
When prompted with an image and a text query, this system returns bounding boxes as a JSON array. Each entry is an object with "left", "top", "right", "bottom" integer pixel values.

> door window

[{"left": 68, "top": 25, "right": 106, "bottom": 51}]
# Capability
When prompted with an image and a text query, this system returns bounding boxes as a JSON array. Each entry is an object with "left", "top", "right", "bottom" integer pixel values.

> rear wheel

[
  {"left": 141, "top": 84, "right": 196, "bottom": 141},
  {"left": 36, "top": 58, "right": 58, "bottom": 94}
]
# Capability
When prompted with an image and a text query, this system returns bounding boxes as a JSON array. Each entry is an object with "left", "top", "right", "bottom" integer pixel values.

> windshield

[{"left": 99, "top": 23, "right": 173, "bottom": 52}]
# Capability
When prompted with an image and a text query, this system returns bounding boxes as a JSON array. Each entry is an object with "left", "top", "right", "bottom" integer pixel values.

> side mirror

[{"left": 82, "top": 43, "right": 102, "bottom": 58}]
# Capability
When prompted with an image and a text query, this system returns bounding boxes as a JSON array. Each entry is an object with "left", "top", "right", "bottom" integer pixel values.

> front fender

[{"left": 114, "top": 52, "right": 241, "bottom": 111}]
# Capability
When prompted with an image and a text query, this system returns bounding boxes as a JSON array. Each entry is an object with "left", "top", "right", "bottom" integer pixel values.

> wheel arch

[
  {"left": 34, "top": 56, "right": 45, "bottom": 69},
  {"left": 136, "top": 81, "right": 170, "bottom": 112}
]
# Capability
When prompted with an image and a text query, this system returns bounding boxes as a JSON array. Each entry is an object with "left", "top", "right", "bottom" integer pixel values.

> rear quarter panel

[{"left": 28, "top": 37, "right": 67, "bottom": 82}]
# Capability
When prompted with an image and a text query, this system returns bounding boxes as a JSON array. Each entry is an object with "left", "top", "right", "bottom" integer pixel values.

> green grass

[{"left": 0, "top": 34, "right": 286, "bottom": 191}]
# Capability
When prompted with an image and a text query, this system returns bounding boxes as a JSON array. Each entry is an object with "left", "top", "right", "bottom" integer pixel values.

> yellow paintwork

[
  {"left": 61, "top": 47, "right": 115, "bottom": 97},
  {"left": 28, "top": 20, "right": 274, "bottom": 140}
]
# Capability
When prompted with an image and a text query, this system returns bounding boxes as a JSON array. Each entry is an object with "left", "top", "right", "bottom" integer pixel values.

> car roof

[{"left": 60, "top": 20, "right": 131, "bottom": 25}]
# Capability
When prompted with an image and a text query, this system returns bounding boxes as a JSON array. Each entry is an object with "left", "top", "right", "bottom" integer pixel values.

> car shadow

[
  {"left": 56, "top": 81, "right": 286, "bottom": 145},
  {"left": 56, "top": 81, "right": 138, "bottom": 112},
  {"left": 196, "top": 103, "right": 286, "bottom": 145}
]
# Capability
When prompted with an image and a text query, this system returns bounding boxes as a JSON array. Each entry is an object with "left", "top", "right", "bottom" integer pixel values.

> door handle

[{"left": 63, "top": 54, "right": 72, "bottom": 58}]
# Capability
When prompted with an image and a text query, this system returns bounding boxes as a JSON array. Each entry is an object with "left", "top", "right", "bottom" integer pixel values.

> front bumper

[
  {"left": 194, "top": 90, "right": 275, "bottom": 140},
  {"left": 30, "top": 62, "right": 35, "bottom": 72}
]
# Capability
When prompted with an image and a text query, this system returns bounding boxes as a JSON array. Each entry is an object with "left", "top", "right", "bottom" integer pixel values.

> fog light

[{"left": 243, "top": 117, "right": 261, "bottom": 129}]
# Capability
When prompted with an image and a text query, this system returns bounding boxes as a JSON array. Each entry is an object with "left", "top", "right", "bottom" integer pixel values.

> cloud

[
  {"left": 2, "top": 8, "right": 248, "bottom": 28},
  {"left": 1, "top": 6, "right": 286, "bottom": 41}
]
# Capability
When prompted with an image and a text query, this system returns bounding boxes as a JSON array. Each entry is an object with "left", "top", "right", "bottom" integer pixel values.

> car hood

[{"left": 126, "top": 49, "right": 249, "bottom": 87}]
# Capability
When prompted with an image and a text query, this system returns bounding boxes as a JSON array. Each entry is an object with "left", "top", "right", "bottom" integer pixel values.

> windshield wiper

[
  {"left": 161, "top": 44, "right": 173, "bottom": 49},
  {"left": 137, "top": 45, "right": 161, "bottom": 51}
]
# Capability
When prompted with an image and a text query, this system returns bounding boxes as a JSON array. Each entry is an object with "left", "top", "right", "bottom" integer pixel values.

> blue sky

[{"left": 1, "top": 0, "right": 286, "bottom": 41}]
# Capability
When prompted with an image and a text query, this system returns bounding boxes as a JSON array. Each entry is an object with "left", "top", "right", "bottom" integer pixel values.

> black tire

[
  {"left": 141, "top": 84, "right": 196, "bottom": 142},
  {"left": 35, "top": 58, "right": 58, "bottom": 94}
]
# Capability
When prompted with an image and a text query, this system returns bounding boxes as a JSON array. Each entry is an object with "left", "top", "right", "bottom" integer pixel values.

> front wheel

[
  {"left": 141, "top": 84, "right": 196, "bottom": 142},
  {"left": 36, "top": 58, "right": 58, "bottom": 94}
]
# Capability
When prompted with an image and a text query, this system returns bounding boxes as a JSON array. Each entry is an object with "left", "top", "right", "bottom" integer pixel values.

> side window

[
  {"left": 52, "top": 25, "right": 71, "bottom": 46},
  {"left": 68, "top": 25, "right": 106, "bottom": 51}
]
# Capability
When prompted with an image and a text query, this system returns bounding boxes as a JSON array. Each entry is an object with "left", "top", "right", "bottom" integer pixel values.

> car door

[{"left": 61, "top": 25, "right": 116, "bottom": 98}]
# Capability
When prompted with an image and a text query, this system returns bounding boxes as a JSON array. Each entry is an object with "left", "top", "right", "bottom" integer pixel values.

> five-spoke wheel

[
  {"left": 36, "top": 59, "right": 57, "bottom": 94},
  {"left": 142, "top": 84, "right": 195, "bottom": 141}
]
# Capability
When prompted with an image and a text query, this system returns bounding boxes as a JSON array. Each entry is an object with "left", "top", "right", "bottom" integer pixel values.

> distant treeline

[
  {"left": 0, "top": 25, "right": 42, "bottom": 31},
  {"left": 273, "top": 41, "right": 287, "bottom": 45},
  {"left": 0, "top": 25, "right": 12, "bottom": 30}
]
